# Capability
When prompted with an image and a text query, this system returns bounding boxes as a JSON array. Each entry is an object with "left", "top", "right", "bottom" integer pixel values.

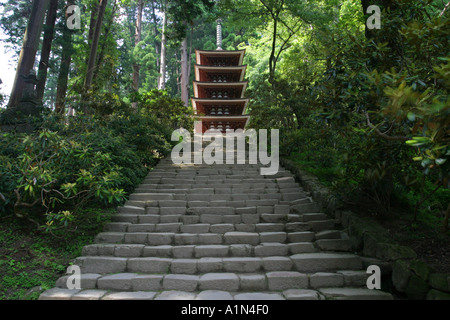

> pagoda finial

[{"left": 216, "top": 18, "right": 223, "bottom": 50}]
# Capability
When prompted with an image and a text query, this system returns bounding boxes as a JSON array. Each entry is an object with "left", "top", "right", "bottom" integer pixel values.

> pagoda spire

[{"left": 216, "top": 19, "right": 223, "bottom": 50}]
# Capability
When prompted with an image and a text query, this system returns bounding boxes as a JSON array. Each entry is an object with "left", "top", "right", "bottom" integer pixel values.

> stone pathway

[{"left": 39, "top": 147, "right": 393, "bottom": 300}]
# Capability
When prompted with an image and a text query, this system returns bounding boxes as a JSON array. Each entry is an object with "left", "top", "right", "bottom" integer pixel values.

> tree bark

[
  {"left": 84, "top": 0, "right": 108, "bottom": 103},
  {"left": 88, "top": 2, "right": 98, "bottom": 44},
  {"left": 133, "top": 0, "right": 144, "bottom": 92},
  {"left": 269, "top": 16, "right": 278, "bottom": 84},
  {"left": 259, "top": 0, "right": 284, "bottom": 85},
  {"left": 188, "top": 26, "right": 193, "bottom": 87},
  {"left": 158, "top": 0, "right": 167, "bottom": 90},
  {"left": 151, "top": 0, "right": 161, "bottom": 69},
  {"left": 7, "top": 0, "right": 50, "bottom": 110},
  {"left": 36, "top": 0, "right": 58, "bottom": 102},
  {"left": 440, "top": 1, "right": 450, "bottom": 17},
  {"left": 94, "top": 0, "right": 118, "bottom": 80},
  {"left": 181, "top": 37, "right": 189, "bottom": 107},
  {"left": 55, "top": 1, "right": 75, "bottom": 114}
]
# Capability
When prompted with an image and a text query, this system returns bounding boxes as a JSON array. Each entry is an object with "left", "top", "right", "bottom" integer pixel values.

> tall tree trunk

[
  {"left": 7, "top": 0, "right": 50, "bottom": 110},
  {"left": 151, "top": 0, "right": 160, "bottom": 69},
  {"left": 133, "top": 0, "right": 144, "bottom": 93},
  {"left": 158, "top": 0, "right": 167, "bottom": 90},
  {"left": 181, "top": 37, "right": 189, "bottom": 107},
  {"left": 175, "top": 51, "right": 180, "bottom": 95},
  {"left": 36, "top": 0, "right": 58, "bottom": 102},
  {"left": 84, "top": 0, "right": 108, "bottom": 106},
  {"left": 88, "top": 2, "right": 98, "bottom": 44},
  {"left": 269, "top": 16, "right": 277, "bottom": 85},
  {"left": 55, "top": 1, "right": 75, "bottom": 114},
  {"left": 94, "top": 0, "right": 117, "bottom": 80},
  {"left": 188, "top": 26, "right": 193, "bottom": 89}
]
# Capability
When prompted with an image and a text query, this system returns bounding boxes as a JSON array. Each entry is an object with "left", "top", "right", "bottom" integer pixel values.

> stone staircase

[{"left": 39, "top": 147, "right": 393, "bottom": 300}]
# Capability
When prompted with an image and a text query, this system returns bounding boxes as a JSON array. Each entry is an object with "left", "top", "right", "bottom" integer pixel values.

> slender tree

[
  {"left": 7, "top": 0, "right": 50, "bottom": 111},
  {"left": 94, "top": 0, "right": 119, "bottom": 80},
  {"left": 36, "top": 0, "right": 58, "bottom": 102},
  {"left": 55, "top": 1, "right": 75, "bottom": 114},
  {"left": 133, "top": 0, "right": 144, "bottom": 93},
  {"left": 84, "top": 0, "right": 108, "bottom": 100},
  {"left": 151, "top": 0, "right": 161, "bottom": 69},
  {"left": 158, "top": 0, "right": 168, "bottom": 90},
  {"left": 180, "top": 36, "right": 189, "bottom": 106}
]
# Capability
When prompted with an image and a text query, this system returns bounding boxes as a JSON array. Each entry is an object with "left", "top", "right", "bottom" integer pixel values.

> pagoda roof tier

[
  {"left": 194, "top": 65, "right": 247, "bottom": 82},
  {"left": 192, "top": 98, "right": 249, "bottom": 112},
  {"left": 195, "top": 49, "right": 246, "bottom": 67},
  {"left": 193, "top": 81, "right": 248, "bottom": 99},
  {"left": 197, "top": 116, "right": 250, "bottom": 133},
  {"left": 198, "top": 115, "right": 250, "bottom": 121}
]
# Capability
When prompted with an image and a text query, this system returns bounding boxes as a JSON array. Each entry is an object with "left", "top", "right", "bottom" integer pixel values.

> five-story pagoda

[{"left": 192, "top": 20, "right": 250, "bottom": 134}]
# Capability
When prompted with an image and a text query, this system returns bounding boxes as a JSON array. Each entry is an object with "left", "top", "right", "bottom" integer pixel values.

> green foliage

[
  {"left": 135, "top": 89, "right": 195, "bottom": 130},
  {"left": 166, "top": 0, "right": 216, "bottom": 40},
  {"left": 0, "top": 108, "right": 174, "bottom": 232},
  {"left": 0, "top": 128, "right": 126, "bottom": 229},
  {"left": 0, "top": 0, "right": 33, "bottom": 56},
  {"left": 0, "top": 207, "right": 114, "bottom": 299},
  {"left": 247, "top": 0, "right": 450, "bottom": 224}
]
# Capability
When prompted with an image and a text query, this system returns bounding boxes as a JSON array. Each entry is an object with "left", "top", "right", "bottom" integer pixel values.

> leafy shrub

[
  {"left": 105, "top": 111, "right": 173, "bottom": 168},
  {"left": 135, "top": 89, "right": 194, "bottom": 131},
  {"left": 0, "top": 130, "right": 126, "bottom": 229},
  {"left": 0, "top": 106, "right": 175, "bottom": 233}
]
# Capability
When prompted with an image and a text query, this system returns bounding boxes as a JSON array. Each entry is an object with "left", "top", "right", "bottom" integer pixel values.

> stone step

[
  {"left": 130, "top": 193, "right": 310, "bottom": 202},
  {"left": 141, "top": 177, "right": 296, "bottom": 184},
  {"left": 104, "top": 222, "right": 315, "bottom": 234},
  {"left": 73, "top": 253, "right": 363, "bottom": 275},
  {"left": 120, "top": 200, "right": 310, "bottom": 211},
  {"left": 108, "top": 214, "right": 308, "bottom": 228},
  {"left": 94, "top": 231, "right": 321, "bottom": 246},
  {"left": 129, "top": 193, "right": 175, "bottom": 201},
  {"left": 40, "top": 287, "right": 347, "bottom": 300},
  {"left": 291, "top": 203, "right": 321, "bottom": 214},
  {"left": 290, "top": 253, "right": 362, "bottom": 273},
  {"left": 317, "top": 288, "right": 394, "bottom": 300},
  {"left": 130, "top": 193, "right": 307, "bottom": 202},
  {"left": 82, "top": 242, "right": 319, "bottom": 258},
  {"left": 43, "top": 282, "right": 393, "bottom": 301},
  {"left": 315, "top": 230, "right": 342, "bottom": 240},
  {"left": 140, "top": 182, "right": 302, "bottom": 190},
  {"left": 134, "top": 188, "right": 305, "bottom": 195},
  {"left": 308, "top": 220, "right": 335, "bottom": 232},
  {"left": 315, "top": 239, "right": 352, "bottom": 252},
  {"left": 52, "top": 270, "right": 374, "bottom": 295},
  {"left": 139, "top": 179, "right": 298, "bottom": 185}
]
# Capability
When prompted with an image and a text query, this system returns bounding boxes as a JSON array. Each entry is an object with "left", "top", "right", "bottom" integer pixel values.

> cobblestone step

[
  {"left": 82, "top": 242, "right": 319, "bottom": 258},
  {"left": 93, "top": 230, "right": 325, "bottom": 246},
  {"left": 53, "top": 270, "right": 372, "bottom": 293},
  {"left": 72, "top": 252, "right": 364, "bottom": 275},
  {"left": 39, "top": 286, "right": 392, "bottom": 300},
  {"left": 101, "top": 222, "right": 317, "bottom": 234}
]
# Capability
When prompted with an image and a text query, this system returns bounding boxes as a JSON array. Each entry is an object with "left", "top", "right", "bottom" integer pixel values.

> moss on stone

[
  {"left": 409, "top": 260, "right": 430, "bottom": 282},
  {"left": 376, "top": 243, "right": 417, "bottom": 261},
  {"left": 405, "top": 274, "right": 429, "bottom": 300},
  {"left": 428, "top": 273, "right": 450, "bottom": 293},
  {"left": 392, "top": 260, "right": 412, "bottom": 292},
  {"left": 426, "top": 289, "right": 450, "bottom": 300}
]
